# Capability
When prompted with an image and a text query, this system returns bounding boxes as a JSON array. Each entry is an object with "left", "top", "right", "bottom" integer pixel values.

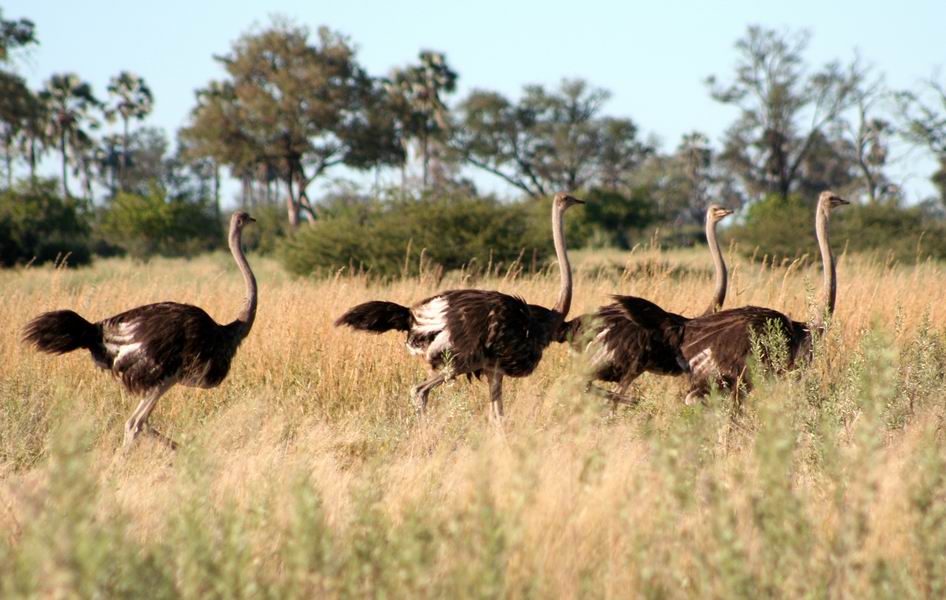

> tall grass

[{"left": 1, "top": 247, "right": 945, "bottom": 598}]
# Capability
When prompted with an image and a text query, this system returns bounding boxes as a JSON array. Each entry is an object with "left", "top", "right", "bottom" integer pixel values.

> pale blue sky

[{"left": 6, "top": 0, "right": 945, "bottom": 204}]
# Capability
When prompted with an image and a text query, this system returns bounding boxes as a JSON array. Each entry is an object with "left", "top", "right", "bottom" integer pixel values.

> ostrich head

[
  {"left": 553, "top": 192, "right": 585, "bottom": 211},
  {"left": 231, "top": 210, "right": 257, "bottom": 230},
  {"left": 818, "top": 191, "right": 849, "bottom": 217},
  {"left": 706, "top": 204, "right": 734, "bottom": 223}
]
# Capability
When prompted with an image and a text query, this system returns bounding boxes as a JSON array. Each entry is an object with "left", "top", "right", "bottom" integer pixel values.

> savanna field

[{"left": 2, "top": 247, "right": 946, "bottom": 598}]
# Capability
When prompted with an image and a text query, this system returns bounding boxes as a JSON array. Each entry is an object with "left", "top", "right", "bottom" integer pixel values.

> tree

[
  {"left": 181, "top": 19, "right": 403, "bottom": 227},
  {"left": 174, "top": 134, "right": 221, "bottom": 219},
  {"left": 386, "top": 50, "right": 458, "bottom": 189},
  {"left": 106, "top": 71, "right": 153, "bottom": 190},
  {"left": 0, "top": 10, "right": 39, "bottom": 188},
  {"left": 94, "top": 133, "right": 123, "bottom": 198},
  {"left": 0, "top": 11, "right": 36, "bottom": 63},
  {"left": 897, "top": 76, "right": 946, "bottom": 206},
  {"left": 793, "top": 128, "right": 856, "bottom": 199},
  {"left": 707, "top": 26, "right": 863, "bottom": 202},
  {"left": 833, "top": 67, "right": 893, "bottom": 204},
  {"left": 0, "top": 73, "right": 40, "bottom": 187},
  {"left": 38, "top": 73, "right": 101, "bottom": 197},
  {"left": 118, "top": 126, "right": 169, "bottom": 194},
  {"left": 454, "top": 79, "right": 652, "bottom": 198},
  {"left": 625, "top": 132, "right": 744, "bottom": 225}
]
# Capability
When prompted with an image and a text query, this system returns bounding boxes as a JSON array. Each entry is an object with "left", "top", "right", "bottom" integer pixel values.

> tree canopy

[
  {"left": 181, "top": 20, "right": 403, "bottom": 227},
  {"left": 454, "top": 79, "right": 653, "bottom": 197},
  {"left": 707, "top": 26, "right": 864, "bottom": 202}
]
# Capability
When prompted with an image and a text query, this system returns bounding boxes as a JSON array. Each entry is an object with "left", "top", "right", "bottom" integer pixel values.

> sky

[{"left": 6, "top": 0, "right": 945, "bottom": 205}]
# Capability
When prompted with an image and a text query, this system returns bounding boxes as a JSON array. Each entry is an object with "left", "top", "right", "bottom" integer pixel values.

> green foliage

[
  {"left": 239, "top": 202, "right": 289, "bottom": 255},
  {"left": 578, "top": 187, "right": 658, "bottom": 249},
  {"left": 730, "top": 194, "right": 946, "bottom": 261},
  {"left": 100, "top": 186, "right": 219, "bottom": 260},
  {"left": 280, "top": 194, "right": 555, "bottom": 278},
  {"left": 181, "top": 19, "right": 403, "bottom": 226},
  {"left": 708, "top": 25, "right": 862, "bottom": 200},
  {"left": 0, "top": 179, "right": 91, "bottom": 266},
  {"left": 0, "top": 10, "right": 36, "bottom": 63},
  {"left": 454, "top": 79, "right": 652, "bottom": 197}
]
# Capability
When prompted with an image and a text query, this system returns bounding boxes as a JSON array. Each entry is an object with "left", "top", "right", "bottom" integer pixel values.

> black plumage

[
  {"left": 678, "top": 191, "right": 848, "bottom": 403},
  {"left": 563, "top": 204, "right": 733, "bottom": 405},
  {"left": 564, "top": 296, "right": 688, "bottom": 404},
  {"left": 22, "top": 211, "right": 258, "bottom": 448},
  {"left": 336, "top": 193, "right": 583, "bottom": 418},
  {"left": 678, "top": 306, "right": 809, "bottom": 401}
]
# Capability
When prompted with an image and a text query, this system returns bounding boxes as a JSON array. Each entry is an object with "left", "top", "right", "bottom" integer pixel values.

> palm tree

[
  {"left": 39, "top": 73, "right": 101, "bottom": 197},
  {"left": 386, "top": 51, "right": 457, "bottom": 189},
  {"left": 0, "top": 72, "right": 40, "bottom": 187},
  {"left": 94, "top": 133, "right": 123, "bottom": 198},
  {"left": 106, "top": 71, "right": 153, "bottom": 190},
  {"left": 15, "top": 99, "right": 47, "bottom": 186}
]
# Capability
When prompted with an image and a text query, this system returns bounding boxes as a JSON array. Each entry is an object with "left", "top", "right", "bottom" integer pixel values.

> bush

[
  {"left": 100, "top": 187, "right": 220, "bottom": 260},
  {"left": 280, "top": 194, "right": 561, "bottom": 278},
  {"left": 239, "top": 203, "right": 290, "bottom": 255},
  {"left": 0, "top": 180, "right": 92, "bottom": 267},
  {"left": 728, "top": 194, "right": 946, "bottom": 262},
  {"left": 579, "top": 187, "right": 658, "bottom": 249}
]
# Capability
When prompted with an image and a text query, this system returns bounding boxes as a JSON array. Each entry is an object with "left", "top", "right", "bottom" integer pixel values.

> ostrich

[
  {"left": 679, "top": 191, "right": 849, "bottom": 403},
  {"left": 335, "top": 192, "right": 583, "bottom": 420},
  {"left": 23, "top": 210, "right": 258, "bottom": 448},
  {"left": 563, "top": 204, "right": 733, "bottom": 405}
]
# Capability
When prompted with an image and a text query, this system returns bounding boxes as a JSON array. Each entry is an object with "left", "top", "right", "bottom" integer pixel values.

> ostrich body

[
  {"left": 679, "top": 191, "right": 848, "bottom": 403},
  {"left": 23, "top": 211, "right": 257, "bottom": 447},
  {"left": 563, "top": 204, "right": 733, "bottom": 405},
  {"left": 335, "top": 192, "right": 583, "bottom": 419}
]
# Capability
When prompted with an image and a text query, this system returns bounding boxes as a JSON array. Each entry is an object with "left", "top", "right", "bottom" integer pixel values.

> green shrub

[
  {"left": 728, "top": 194, "right": 946, "bottom": 262},
  {"left": 239, "top": 203, "right": 289, "bottom": 255},
  {"left": 580, "top": 187, "right": 658, "bottom": 249},
  {"left": 0, "top": 179, "right": 92, "bottom": 267},
  {"left": 100, "top": 186, "right": 220, "bottom": 260},
  {"left": 279, "top": 194, "right": 559, "bottom": 278}
]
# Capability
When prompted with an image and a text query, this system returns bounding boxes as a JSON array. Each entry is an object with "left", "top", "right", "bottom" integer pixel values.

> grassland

[{"left": 1, "top": 246, "right": 946, "bottom": 598}]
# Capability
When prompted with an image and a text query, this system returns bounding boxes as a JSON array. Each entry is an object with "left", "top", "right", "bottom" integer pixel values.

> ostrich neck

[
  {"left": 551, "top": 205, "right": 572, "bottom": 320},
  {"left": 813, "top": 206, "right": 835, "bottom": 328},
  {"left": 702, "top": 217, "right": 727, "bottom": 316},
  {"left": 229, "top": 225, "right": 257, "bottom": 335}
]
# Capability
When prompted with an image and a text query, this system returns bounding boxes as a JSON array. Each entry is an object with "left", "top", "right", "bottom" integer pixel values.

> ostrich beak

[{"left": 247, "top": 216, "right": 257, "bottom": 223}]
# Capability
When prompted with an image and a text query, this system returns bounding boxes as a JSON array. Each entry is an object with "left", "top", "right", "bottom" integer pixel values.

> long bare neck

[
  {"left": 813, "top": 206, "right": 835, "bottom": 329},
  {"left": 701, "top": 217, "right": 727, "bottom": 316},
  {"left": 229, "top": 224, "right": 257, "bottom": 335},
  {"left": 551, "top": 205, "right": 572, "bottom": 320}
]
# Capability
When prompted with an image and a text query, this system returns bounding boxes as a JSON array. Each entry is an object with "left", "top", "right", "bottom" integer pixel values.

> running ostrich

[
  {"left": 335, "top": 192, "right": 584, "bottom": 419},
  {"left": 23, "top": 211, "right": 258, "bottom": 448},
  {"left": 562, "top": 204, "right": 733, "bottom": 405},
  {"left": 679, "top": 191, "right": 849, "bottom": 403}
]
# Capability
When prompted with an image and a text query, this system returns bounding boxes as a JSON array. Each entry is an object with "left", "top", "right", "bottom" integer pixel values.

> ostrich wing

[
  {"left": 681, "top": 306, "right": 799, "bottom": 382},
  {"left": 434, "top": 290, "right": 552, "bottom": 378},
  {"left": 100, "top": 302, "right": 236, "bottom": 393},
  {"left": 609, "top": 295, "right": 689, "bottom": 374}
]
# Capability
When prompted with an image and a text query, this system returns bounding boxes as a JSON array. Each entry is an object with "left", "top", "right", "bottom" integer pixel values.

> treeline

[{"left": 2, "top": 11, "right": 946, "bottom": 272}]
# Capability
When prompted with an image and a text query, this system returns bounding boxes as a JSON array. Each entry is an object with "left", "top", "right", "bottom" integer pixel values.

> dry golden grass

[{"left": 1, "top": 247, "right": 945, "bottom": 598}]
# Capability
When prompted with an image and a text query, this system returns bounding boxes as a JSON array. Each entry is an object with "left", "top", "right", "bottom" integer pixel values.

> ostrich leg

[
  {"left": 124, "top": 380, "right": 175, "bottom": 448},
  {"left": 411, "top": 372, "right": 447, "bottom": 416},
  {"left": 488, "top": 371, "right": 504, "bottom": 421}
]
